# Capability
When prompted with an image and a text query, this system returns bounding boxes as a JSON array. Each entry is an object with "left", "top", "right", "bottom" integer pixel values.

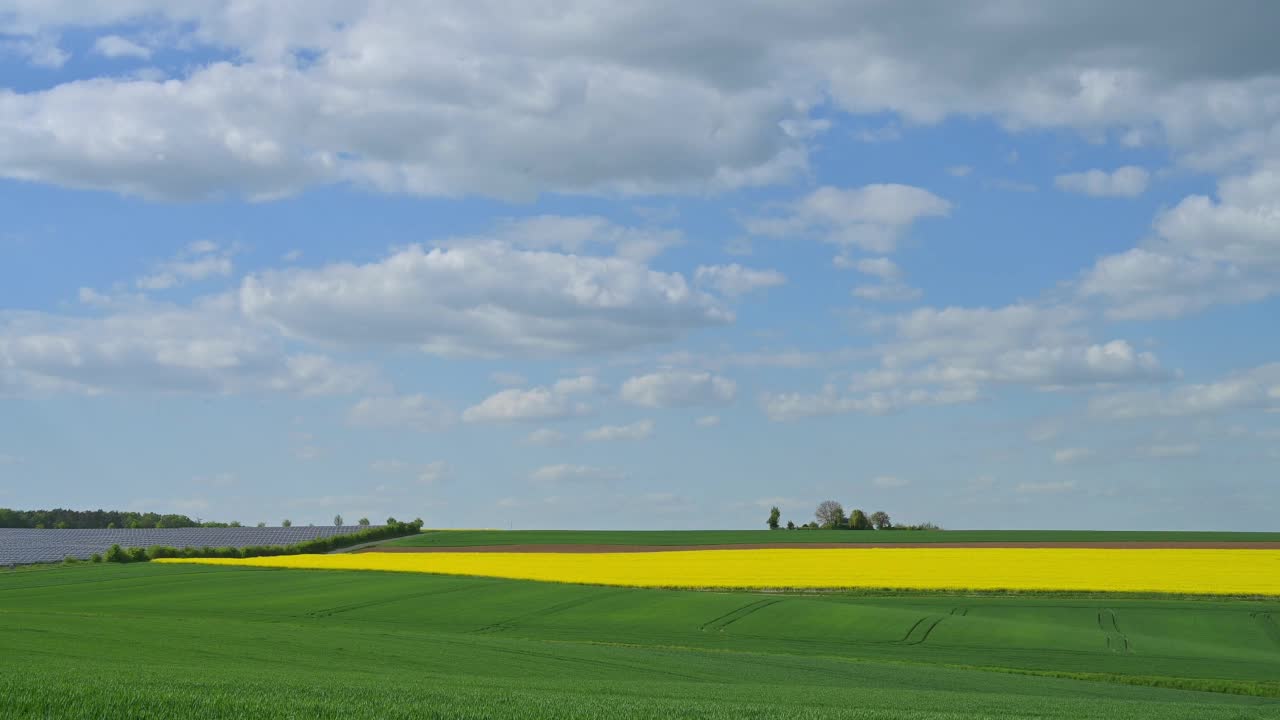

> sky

[{"left": 1, "top": 2, "right": 1278, "bottom": 530}]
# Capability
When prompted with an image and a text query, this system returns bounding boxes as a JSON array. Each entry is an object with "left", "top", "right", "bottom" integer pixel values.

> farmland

[
  {"left": 162, "top": 547, "right": 1280, "bottom": 595},
  {"left": 2, "top": 562, "right": 1279, "bottom": 718},
  {"left": 383, "top": 528, "right": 1280, "bottom": 548}
]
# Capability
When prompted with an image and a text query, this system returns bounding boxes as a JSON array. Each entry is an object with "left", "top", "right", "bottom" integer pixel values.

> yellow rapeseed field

[{"left": 156, "top": 548, "right": 1280, "bottom": 595}]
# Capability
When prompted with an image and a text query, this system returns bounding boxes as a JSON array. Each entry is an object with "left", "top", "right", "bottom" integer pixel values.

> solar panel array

[{"left": 0, "top": 526, "right": 379, "bottom": 565}]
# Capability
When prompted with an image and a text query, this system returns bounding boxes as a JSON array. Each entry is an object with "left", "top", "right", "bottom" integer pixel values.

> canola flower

[{"left": 156, "top": 548, "right": 1280, "bottom": 595}]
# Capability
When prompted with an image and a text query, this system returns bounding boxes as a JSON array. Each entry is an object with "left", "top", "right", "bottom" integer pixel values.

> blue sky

[{"left": 1, "top": 3, "right": 1278, "bottom": 529}]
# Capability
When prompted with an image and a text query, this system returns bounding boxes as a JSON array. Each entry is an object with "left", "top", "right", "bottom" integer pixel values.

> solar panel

[{"left": 0, "top": 526, "right": 382, "bottom": 565}]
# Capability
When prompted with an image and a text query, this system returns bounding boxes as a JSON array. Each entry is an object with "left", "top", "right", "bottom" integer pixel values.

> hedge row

[{"left": 104, "top": 518, "right": 424, "bottom": 563}]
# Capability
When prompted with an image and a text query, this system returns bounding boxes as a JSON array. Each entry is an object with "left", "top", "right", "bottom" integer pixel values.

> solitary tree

[
  {"left": 282, "top": 519, "right": 292, "bottom": 527},
  {"left": 849, "top": 508, "right": 871, "bottom": 530},
  {"left": 358, "top": 517, "right": 371, "bottom": 526},
  {"left": 256, "top": 522, "right": 266, "bottom": 528},
  {"left": 786, "top": 520, "right": 796, "bottom": 530},
  {"left": 869, "top": 511, "right": 892, "bottom": 530},
  {"left": 767, "top": 506, "right": 781, "bottom": 530},
  {"left": 334, "top": 514, "right": 344, "bottom": 527},
  {"left": 815, "top": 500, "right": 845, "bottom": 529}
]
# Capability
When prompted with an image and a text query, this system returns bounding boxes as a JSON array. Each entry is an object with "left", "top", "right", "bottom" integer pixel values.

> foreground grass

[
  {"left": 386, "top": 528, "right": 1280, "bottom": 547},
  {"left": 2, "top": 564, "right": 1279, "bottom": 718}
]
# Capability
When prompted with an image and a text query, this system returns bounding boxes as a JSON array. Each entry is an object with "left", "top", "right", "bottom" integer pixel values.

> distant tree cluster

[
  {"left": 0, "top": 508, "right": 210, "bottom": 530},
  {"left": 766, "top": 502, "right": 941, "bottom": 531}
]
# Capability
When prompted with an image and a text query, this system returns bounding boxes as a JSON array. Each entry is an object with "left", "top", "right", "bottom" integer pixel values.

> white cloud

[
  {"left": 1, "top": 34, "right": 68, "bottom": 68},
  {"left": 522, "top": 428, "right": 567, "bottom": 446},
  {"left": 584, "top": 419, "right": 654, "bottom": 442},
  {"left": 852, "top": 124, "right": 901, "bottom": 143},
  {"left": 762, "top": 384, "right": 979, "bottom": 422},
  {"left": 240, "top": 235, "right": 730, "bottom": 358},
  {"left": 92, "top": 35, "right": 150, "bottom": 59},
  {"left": 620, "top": 370, "right": 736, "bottom": 408},
  {"left": 417, "top": 461, "right": 450, "bottom": 484},
  {"left": 3, "top": 4, "right": 1280, "bottom": 202},
  {"left": 1052, "top": 447, "right": 1095, "bottom": 464},
  {"left": 370, "top": 460, "right": 412, "bottom": 474},
  {"left": 1054, "top": 166, "right": 1150, "bottom": 197},
  {"left": 463, "top": 376, "right": 598, "bottom": 423},
  {"left": 193, "top": 472, "right": 237, "bottom": 488},
  {"left": 763, "top": 303, "right": 1166, "bottom": 421},
  {"left": 489, "top": 371, "right": 526, "bottom": 387},
  {"left": 348, "top": 394, "right": 454, "bottom": 431},
  {"left": 136, "top": 242, "right": 235, "bottom": 290},
  {"left": 851, "top": 258, "right": 902, "bottom": 281},
  {"left": 1016, "top": 481, "right": 1076, "bottom": 494},
  {"left": 1137, "top": 443, "right": 1200, "bottom": 459},
  {"left": 1090, "top": 363, "right": 1280, "bottom": 419},
  {"left": 872, "top": 475, "right": 910, "bottom": 488},
  {"left": 0, "top": 302, "right": 376, "bottom": 397},
  {"left": 746, "top": 185, "right": 951, "bottom": 253},
  {"left": 1079, "top": 167, "right": 1280, "bottom": 319},
  {"left": 694, "top": 415, "right": 720, "bottom": 427},
  {"left": 694, "top": 264, "right": 786, "bottom": 297},
  {"left": 853, "top": 283, "right": 922, "bottom": 302},
  {"left": 529, "top": 464, "right": 622, "bottom": 483},
  {"left": 946, "top": 165, "right": 973, "bottom": 177}
]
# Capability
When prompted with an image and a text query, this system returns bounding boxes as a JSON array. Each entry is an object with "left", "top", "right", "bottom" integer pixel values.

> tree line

[
  {"left": 767, "top": 501, "right": 941, "bottom": 531},
  {"left": 1, "top": 508, "right": 379, "bottom": 530},
  {"left": 99, "top": 518, "right": 424, "bottom": 563}
]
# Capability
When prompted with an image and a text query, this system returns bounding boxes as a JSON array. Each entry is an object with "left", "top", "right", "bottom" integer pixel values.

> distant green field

[
  {"left": 383, "top": 528, "right": 1280, "bottom": 548},
  {"left": 2, "top": 563, "right": 1278, "bottom": 718}
]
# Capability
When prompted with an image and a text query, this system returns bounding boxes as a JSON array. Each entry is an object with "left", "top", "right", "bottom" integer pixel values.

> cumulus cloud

[
  {"left": 1, "top": 33, "right": 68, "bottom": 68},
  {"left": 463, "top": 376, "right": 599, "bottom": 423},
  {"left": 417, "top": 461, "right": 450, "bottom": 484},
  {"left": 0, "top": 301, "right": 376, "bottom": 397},
  {"left": 762, "top": 384, "right": 979, "bottom": 422},
  {"left": 1052, "top": 447, "right": 1095, "bottom": 464},
  {"left": 91, "top": 35, "right": 150, "bottom": 59},
  {"left": 1016, "top": 480, "right": 1076, "bottom": 494},
  {"left": 1137, "top": 443, "right": 1200, "bottom": 458},
  {"left": 1078, "top": 167, "right": 1280, "bottom": 318},
  {"left": 584, "top": 419, "right": 654, "bottom": 442},
  {"left": 694, "top": 264, "right": 786, "bottom": 297},
  {"left": 746, "top": 185, "right": 951, "bottom": 253},
  {"left": 762, "top": 303, "right": 1167, "bottom": 421},
  {"left": 136, "top": 242, "right": 234, "bottom": 290},
  {"left": 1054, "top": 166, "right": 1149, "bottom": 197},
  {"left": 620, "top": 370, "right": 736, "bottom": 408},
  {"left": 529, "top": 464, "right": 622, "bottom": 483},
  {"left": 240, "top": 235, "right": 730, "bottom": 358},
  {"left": 1090, "top": 363, "right": 1280, "bottom": 419},
  {"left": 348, "top": 394, "right": 454, "bottom": 431},
  {"left": 2, "top": 3, "right": 1280, "bottom": 201},
  {"left": 522, "top": 428, "right": 567, "bottom": 446}
]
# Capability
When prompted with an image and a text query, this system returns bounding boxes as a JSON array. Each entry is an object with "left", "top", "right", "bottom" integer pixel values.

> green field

[
  {"left": 2, "top": 563, "right": 1278, "bottom": 718},
  {"left": 382, "top": 528, "right": 1280, "bottom": 548}
]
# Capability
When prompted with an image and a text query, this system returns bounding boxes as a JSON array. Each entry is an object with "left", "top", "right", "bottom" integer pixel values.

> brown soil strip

[{"left": 357, "top": 541, "right": 1280, "bottom": 554}]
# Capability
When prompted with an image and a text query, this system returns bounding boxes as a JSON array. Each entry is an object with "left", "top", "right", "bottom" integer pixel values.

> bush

[
  {"left": 90, "top": 553, "right": 103, "bottom": 563},
  {"left": 98, "top": 518, "right": 424, "bottom": 564}
]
